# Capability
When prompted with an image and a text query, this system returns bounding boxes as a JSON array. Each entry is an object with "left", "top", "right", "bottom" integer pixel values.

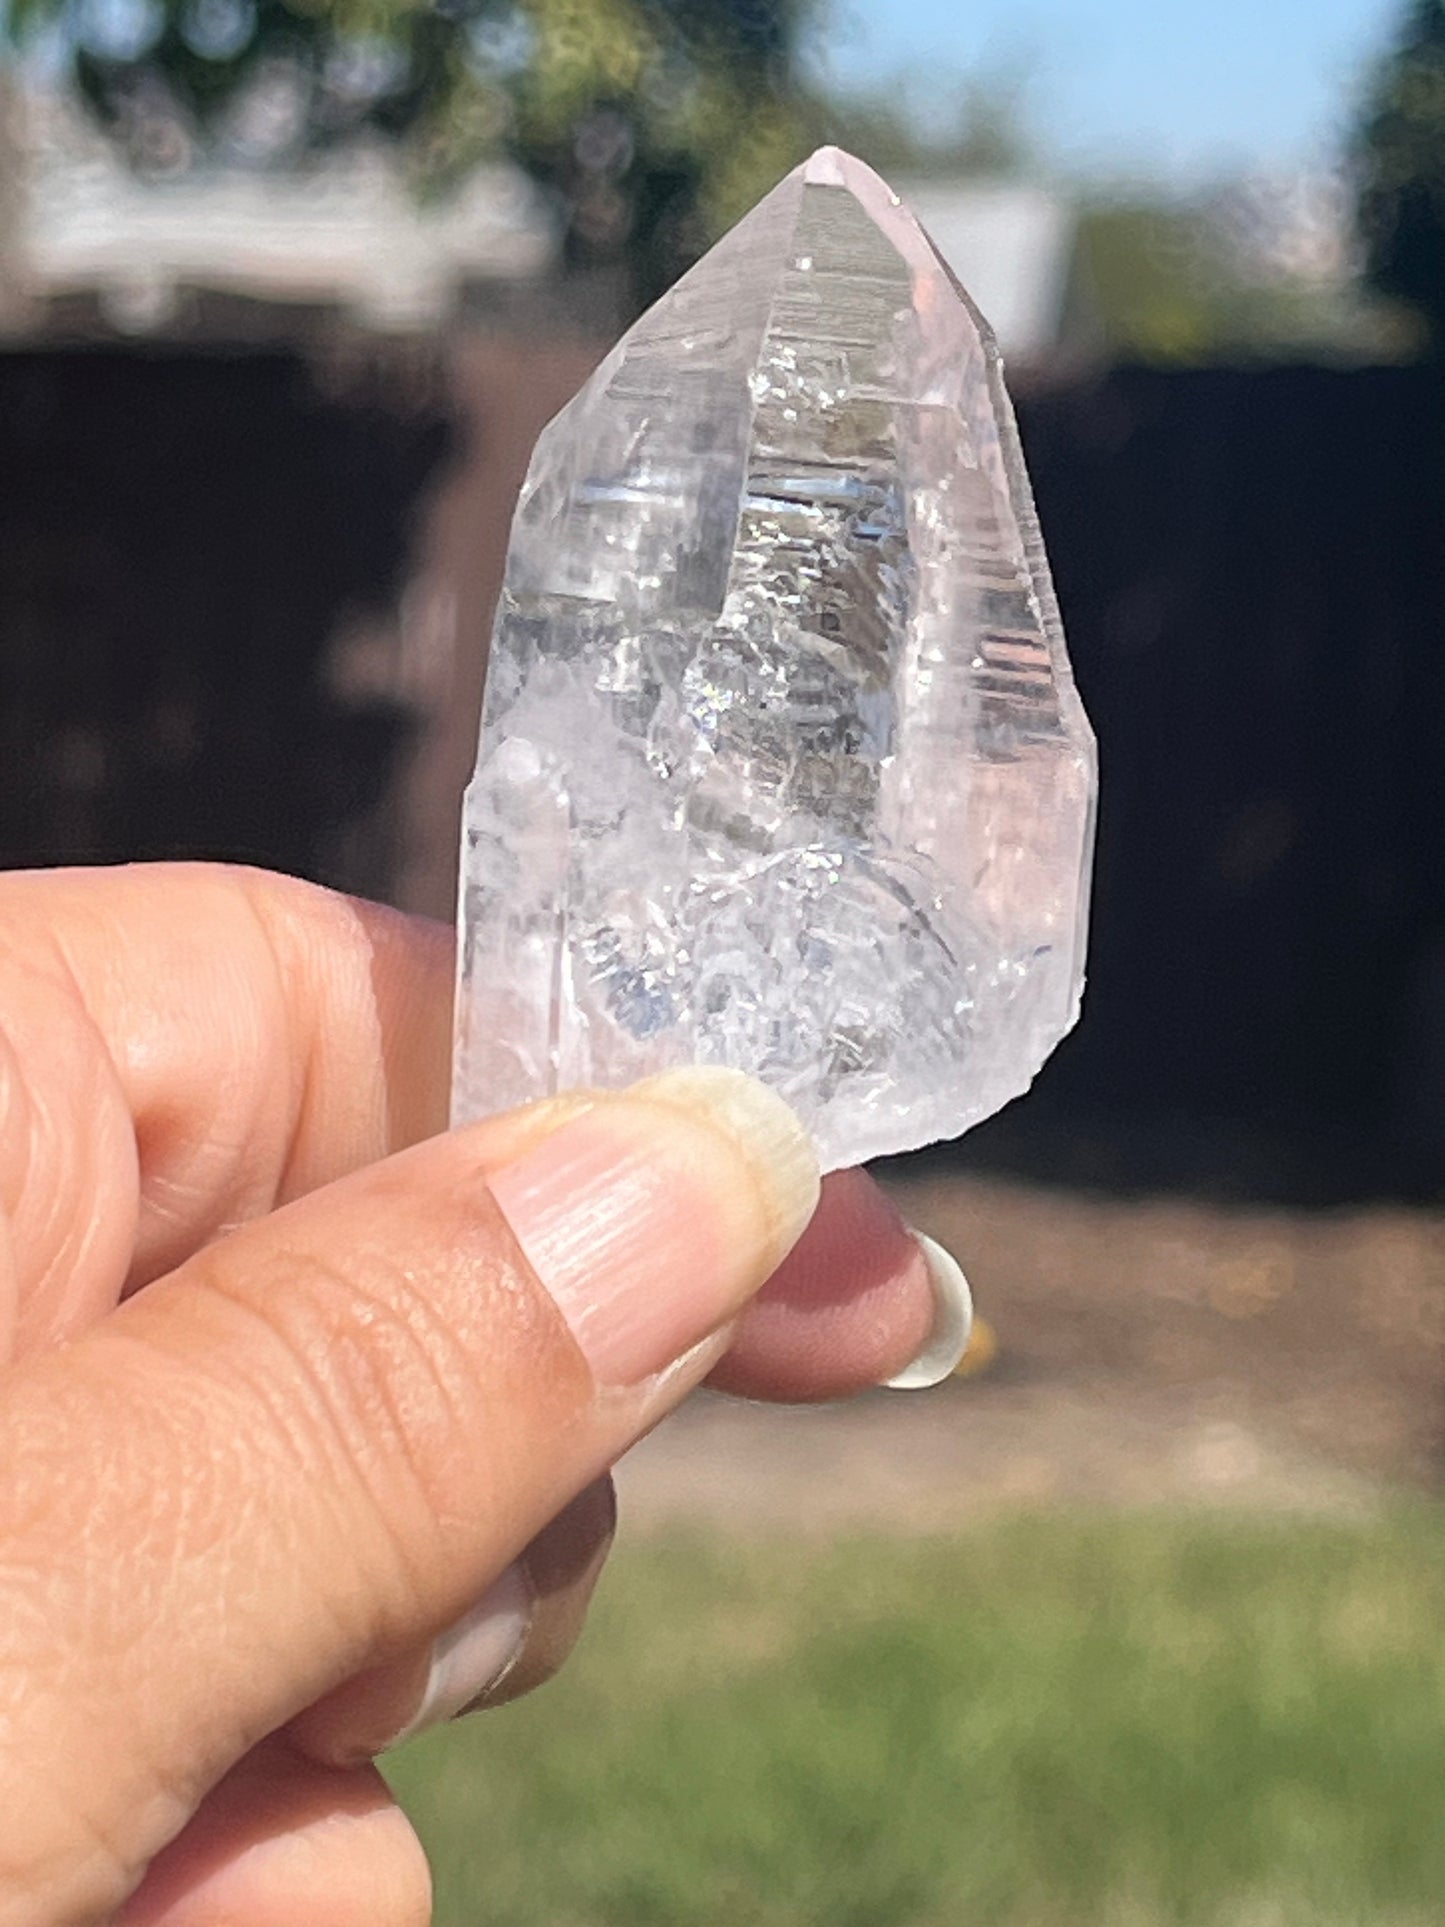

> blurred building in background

[
  {"left": 2, "top": 83, "right": 1093, "bottom": 365},
  {"left": 897, "top": 178, "right": 1093, "bottom": 366},
  {"left": 3, "top": 84, "right": 555, "bottom": 338}
]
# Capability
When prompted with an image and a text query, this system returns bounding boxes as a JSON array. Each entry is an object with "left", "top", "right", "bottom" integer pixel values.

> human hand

[{"left": 0, "top": 863, "right": 968, "bottom": 1926}]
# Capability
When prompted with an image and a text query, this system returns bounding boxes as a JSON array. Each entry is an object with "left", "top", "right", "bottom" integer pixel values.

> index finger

[{"left": 0, "top": 862, "right": 453, "bottom": 1339}]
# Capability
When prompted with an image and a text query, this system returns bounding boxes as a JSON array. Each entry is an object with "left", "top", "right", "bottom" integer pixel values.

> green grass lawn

[{"left": 388, "top": 1508, "right": 1445, "bottom": 1927}]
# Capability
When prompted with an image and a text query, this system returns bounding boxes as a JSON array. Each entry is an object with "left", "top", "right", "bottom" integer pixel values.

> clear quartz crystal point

[{"left": 453, "top": 146, "right": 1096, "bottom": 1170}]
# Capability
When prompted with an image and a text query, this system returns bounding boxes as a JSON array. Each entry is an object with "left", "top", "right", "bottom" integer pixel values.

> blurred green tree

[
  {"left": 1356, "top": 0, "right": 1445, "bottom": 344},
  {"left": 1078, "top": 193, "right": 1403, "bottom": 366},
  {"left": 0, "top": 0, "right": 820, "bottom": 306},
  {"left": 1077, "top": 201, "right": 1221, "bottom": 362}
]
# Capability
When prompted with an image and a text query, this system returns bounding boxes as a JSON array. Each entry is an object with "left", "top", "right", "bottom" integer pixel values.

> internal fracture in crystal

[{"left": 454, "top": 146, "right": 1096, "bottom": 1170}]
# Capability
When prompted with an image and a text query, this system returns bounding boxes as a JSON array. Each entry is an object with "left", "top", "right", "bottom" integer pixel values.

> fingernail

[
  {"left": 885, "top": 1232, "right": 973, "bottom": 1390},
  {"left": 489, "top": 1065, "right": 820, "bottom": 1386},
  {"left": 452, "top": 1475, "right": 617, "bottom": 1715},
  {"left": 387, "top": 1562, "right": 533, "bottom": 1746}
]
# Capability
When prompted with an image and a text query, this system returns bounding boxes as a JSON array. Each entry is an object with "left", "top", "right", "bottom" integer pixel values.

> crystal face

[{"left": 453, "top": 146, "right": 1096, "bottom": 1170}]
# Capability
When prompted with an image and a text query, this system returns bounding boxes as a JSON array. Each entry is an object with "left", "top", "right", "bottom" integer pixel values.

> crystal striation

[{"left": 453, "top": 146, "right": 1096, "bottom": 1170}]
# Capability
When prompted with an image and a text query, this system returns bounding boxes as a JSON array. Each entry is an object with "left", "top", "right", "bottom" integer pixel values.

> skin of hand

[{"left": 0, "top": 862, "right": 953, "bottom": 1927}]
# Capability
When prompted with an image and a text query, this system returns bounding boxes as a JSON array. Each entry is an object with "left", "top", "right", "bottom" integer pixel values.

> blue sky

[{"left": 814, "top": 0, "right": 1405, "bottom": 183}]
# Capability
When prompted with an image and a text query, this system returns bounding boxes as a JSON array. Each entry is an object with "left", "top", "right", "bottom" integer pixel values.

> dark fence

[
  {"left": 1, "top": 347, "right": 1442, "bottom": 1199},
  {"left": 986, "top": 364, "right": 1445, "bottom": 1200},
  {"left": 0, "top": 346, "right": 451, "bottom": 899}
]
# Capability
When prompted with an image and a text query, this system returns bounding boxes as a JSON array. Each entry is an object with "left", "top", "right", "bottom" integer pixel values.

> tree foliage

[
  {"left": 1079, "top": 197, "right": 1406, "bottom": 367},
  {"left": 1356, "top": 0, "right": 1445, "bottom": 341},
  {"left": 2, "top": 0, "right": 821, "bottom": 304}
]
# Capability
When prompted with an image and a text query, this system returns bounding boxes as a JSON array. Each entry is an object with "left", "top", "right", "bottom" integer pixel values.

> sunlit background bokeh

[{"left": 4, "top": 2, "right": 1445, "bottom": 1921}]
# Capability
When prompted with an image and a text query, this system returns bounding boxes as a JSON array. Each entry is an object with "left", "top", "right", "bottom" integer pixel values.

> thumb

[{"left": 0, "top": 1067, "right": 818, "bottom": 1927}]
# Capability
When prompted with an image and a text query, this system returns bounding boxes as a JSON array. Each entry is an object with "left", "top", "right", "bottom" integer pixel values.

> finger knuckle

[{"left": 193, "top": 1234, "right": 498, "bottom": 1612}]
